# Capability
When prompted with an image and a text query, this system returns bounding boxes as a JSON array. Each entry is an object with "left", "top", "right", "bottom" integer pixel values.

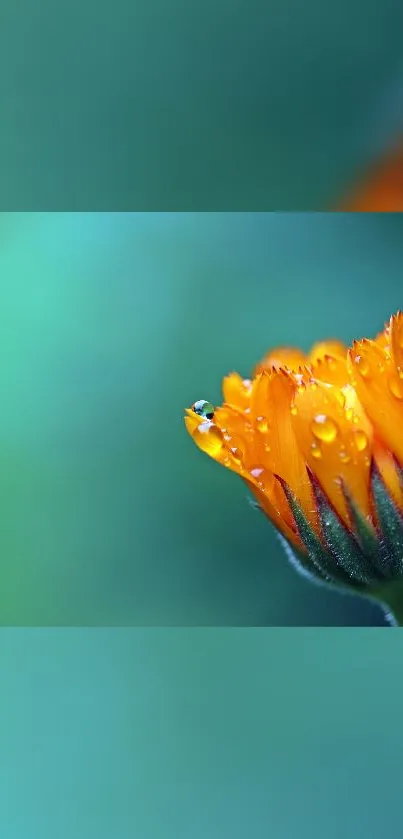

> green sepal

[
  {"left": 307, "top": 470, "right": 375, "bottom": 586},
  {"left": 276, "top": 533, "right": 336, "bottom": 588},
  {"left": 340, "top": 481, "right": 388, "bottom": 581},
  {"left": 275, "top": 474, "right": 359, "bottom": 588},
  {"left": 371, "top": 461, "right": 403, "bottom": 575}
]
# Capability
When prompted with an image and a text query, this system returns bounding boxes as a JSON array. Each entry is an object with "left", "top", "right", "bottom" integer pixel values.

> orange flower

[
  {"left": 339, "top": 142, "right": 403, "bottom": 212},
  {"left": 184, "top": 312, "right": 403, "bottom": 602}
]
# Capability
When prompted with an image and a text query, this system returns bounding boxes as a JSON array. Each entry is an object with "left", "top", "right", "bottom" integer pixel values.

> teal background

[
  {"left": 1, "top": 0, "right": 403, "bottom": 209},
  {"left": 1, "top": 629, "right": 402, "bottom": 837},
  {"left": 0, "top": 212, "right": 402, "bottom": 626}
]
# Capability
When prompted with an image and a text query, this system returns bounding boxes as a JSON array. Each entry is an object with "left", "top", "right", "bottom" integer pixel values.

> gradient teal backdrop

[
  {"left": 1, "top": 629, "right": 402, "bottom": 838},
  {"left": 0, "top": 212, "right": 402, "bottom": 625},
  {"left": 2, "top": 0, "right": 403, "bottom": 209}
]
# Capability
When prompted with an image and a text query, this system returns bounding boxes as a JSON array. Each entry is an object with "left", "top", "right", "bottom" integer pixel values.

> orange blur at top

[{"left": 340, "top": 142, "right": 403, "bottom": 211}]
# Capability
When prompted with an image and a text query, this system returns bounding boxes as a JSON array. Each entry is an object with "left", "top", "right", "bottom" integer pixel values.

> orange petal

[
  {"left": 292, "top": 380, "right": 373, "bottom": 526},
  {"left": 340, "top": 144, "right": 403, "bottom": 211},
  {"left": 254, "top": 346, "right": 307, "bottom": 375},
  {"left": 249, "top": 370, "right": 315, "bottom": 531},
  {"left": 348, "top": 339, "right": 403, "bottom": 465},
  {"left": 390, "top": 310, "right": 403, "bottom": 377},
  {"left": 245, "top": 478, "right": 302, "bottom": 548},
  {"left": 222, "top": 372, "right": 252, "bottom": 411},
  {"left": 308, "top": 340, "right": 347, "bottom": 364},
  {"left": 309, "top": 355, "right": 350, "bottom": 388}
]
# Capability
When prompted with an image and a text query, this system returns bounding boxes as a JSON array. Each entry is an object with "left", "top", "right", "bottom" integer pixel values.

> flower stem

[{"left": 372, "top": 581, "right": 403, "bottom": 627}]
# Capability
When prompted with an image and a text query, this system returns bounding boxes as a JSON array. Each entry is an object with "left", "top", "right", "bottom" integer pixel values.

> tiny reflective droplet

[
  {"left": 388, "top": 375, "right": 403, "bottom": 400},
  {"left": 354, "top": 355, "right": 370, "bottom": 378},
  {"left": 290, "top": 405, "right": 298, "bottom": 416},
  {"left": 192, "top": 399, "right": 215, "bottom": 420},
  {"left": 250, "top": 466, "right": 267, "bottom": 486},
  {"left": 339, "top": 449, "right": 351, "bottom": 464},
  {"left": 250, "top": 467, "right": 264, "bottom": 478},
  {"left": 256, "top": 415, "right": 268, "bottom": 433},
  {"left": 311, "top": 414, "right": 338, "bottom": 443},
  {"left": 353, "top": 430, "right": 368, "bottom": 451},
  {"left": 230, "top": 447, "right": 243, "bottom": 464},
  {"left": 311, "top": 442, "right": 322, "bottom": 459}
]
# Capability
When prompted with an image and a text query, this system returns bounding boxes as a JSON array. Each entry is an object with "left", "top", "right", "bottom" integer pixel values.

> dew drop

[
  {"left": 256, "top": 415, "right": 268, "bottom": 433},
  {"left": 311, "top": 414, "right": 338, "bottom": 443},
  {"left": 388, "top": 375, "right": 403, "bottom": 400},
  {"left": 353, "top": 429, "right": 368, "bottom": 451},
  {"left": 354, "top": 354, "right": 370, "bottom": 378},
  {"left": 192, "top": 399, "right": 215, "bottom": 420},
  {"left": 311, "top": 442, "right": 322, "bottom": 459},
  {"left": 339, "top": 448, "right": 351, "bottom": 464},
  {"left": 290, "top": 405, "right": 298, "bottom": 416},
  {"left": 264, "top": 443, "right": 271, "bottom": 453},
  {"left": 250, "top": 467, "right": 264, "bottom": 478},
  {"left": 230, "top": 447, "right": 243, "bottom": 464}
]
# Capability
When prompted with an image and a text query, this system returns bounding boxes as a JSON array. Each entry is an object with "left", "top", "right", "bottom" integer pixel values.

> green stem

[{"left": 370, "top": 580, "right": 403, "bottom": 627}]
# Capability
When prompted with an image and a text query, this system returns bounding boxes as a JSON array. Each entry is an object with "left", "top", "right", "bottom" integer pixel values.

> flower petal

[
  {"left": 308, "top": 340, "right": 347, "bottom": 364},
  {"left": 348, "top": 339, "right": 403, "bottom": 465},
  {"left": 340, "top": 145, "right": 403, "bottom": 211},
  {"left": 254, "top": 346, "right": 307, "bottom": 375},
  {"left": 292, "top": 380, "right": 373, "bottom": 526},
  {"left": 222, "top": 372, "right": 252, "bottom": 411},
  {"left": 390, "top": 310, "right": 403, "bottom": 377},
  {"left": 249, "top": 370, "right": 315, "bottom": 531}
]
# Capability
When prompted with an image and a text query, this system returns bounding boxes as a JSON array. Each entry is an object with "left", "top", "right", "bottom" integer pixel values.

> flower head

[
  {"left": 340, "top": 143, "right": 403, "bottom": 211},
  {"left": 184, "top": 312, "right": 403, "bottom": 599}
]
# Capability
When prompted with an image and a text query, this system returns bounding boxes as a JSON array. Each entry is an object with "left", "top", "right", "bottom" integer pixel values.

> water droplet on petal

[
  {"left": 339, "top": 449, "right": 351, "bottom": 464},
  {"left": 353, "top": 430, "right": 368, "bottom": 451},
  {"left": 354, "top": 354, "right": 370, "bottom": 378},
  {"left": 311, "top": 414, "right": 338, "bottom": 443},
  {"left": 192, "top": 399, "right": 215, "bottom": 420},
  {"left": 388, "top": 375, "right": 403, "bottom": 400},
  {"left": 250, "top": 467, "right": 264, "bottom": 478},
  {"left": 230, "top": 447, "right": 243, "bottom": 464},
  {"left": 256, "top": 416, "right": 268, "bottom": 433},
  {"left": 290, "top": 405, "right": 298, "bottom": 416},
  {"left": 250, "top": 466, "right": 267, "bottom": 487},
  {"left": 311, "top": 442, "right": 322, "bottom": 459}
]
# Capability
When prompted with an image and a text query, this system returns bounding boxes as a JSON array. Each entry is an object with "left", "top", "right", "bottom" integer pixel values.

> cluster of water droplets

[{"left": 353, "top": 350, "right": 403, "bottom": 401}]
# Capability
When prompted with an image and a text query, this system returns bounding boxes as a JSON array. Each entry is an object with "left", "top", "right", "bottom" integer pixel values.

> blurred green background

[
  {"left": 2, "top": 0, "right": 403, "bottom": 209},
  {"left": 0, "top": 212, "right": 402, "bottom": 626},
  {"left": 1, "top": 629, "right": 402, "bottom": 838}
]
